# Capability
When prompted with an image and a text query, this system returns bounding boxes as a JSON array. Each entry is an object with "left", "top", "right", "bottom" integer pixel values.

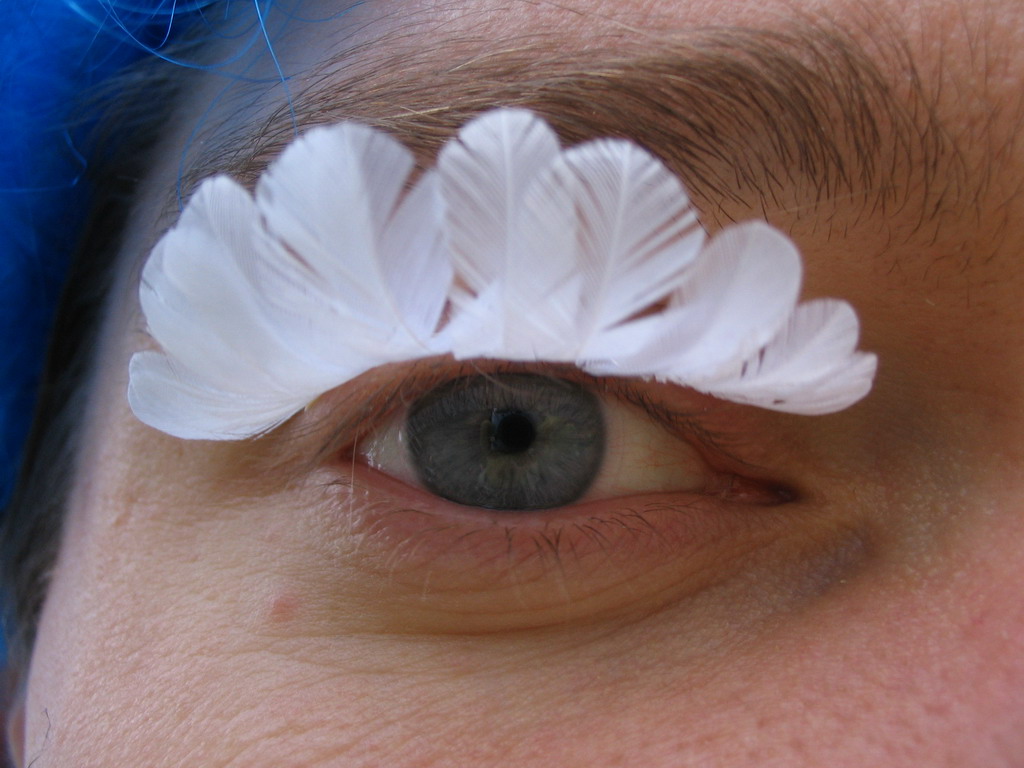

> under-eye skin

[{"left": 405, "top": 374, "right": 605, "bottom": 510}]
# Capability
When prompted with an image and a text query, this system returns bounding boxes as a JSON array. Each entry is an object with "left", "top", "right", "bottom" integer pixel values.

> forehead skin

[{"left": 14, "top": 0, "right": 1024, "bottom": 766}]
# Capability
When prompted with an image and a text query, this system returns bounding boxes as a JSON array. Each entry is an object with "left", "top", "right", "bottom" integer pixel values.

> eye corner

[{"left": 713, "top": 473, "right": 801, "bottom": 507}]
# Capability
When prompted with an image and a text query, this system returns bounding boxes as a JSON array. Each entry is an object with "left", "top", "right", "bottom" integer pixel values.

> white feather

[
  {"left": 551, "top": 139, "right": 705, "bottom": 355},
  {"left": 498, "top": 149, "right": 580, "bottom": 359},
  {"left": 663, "top": 221, "right": 802, "bottom": 376},
  {"left": 128, "top": 352, "right": 308, "bottom": 440},
  {"left": 132, "top": 123, "right": 451, "bottom": 439},
  {"left": 138, "top": 177, "right": 338, "bottom": 395},
  {"left": 439, "top": 108, "right": 577, "bottom": 359},
  {"left": 379, "top": 170, "right": 451, "bottom": 341},
  {"left": 701, "top": 299, "right": 879, "bottom": 414},
  {"left": 584, "top": 221, "right": 801, "bottom": 380},
  {"left": 255, "top": 122, "right": 445, "bottom": 362},
  {"left": 129, "top": 108, "right": 878, "bottom": 441},
  {"left": 438, "top": 108, "right": 560, "bottom": 297}
]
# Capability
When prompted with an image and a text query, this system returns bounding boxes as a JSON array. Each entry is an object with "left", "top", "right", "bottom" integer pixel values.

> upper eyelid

[{"left": 304, "top": 357, "right": 748, "bottom": 471}]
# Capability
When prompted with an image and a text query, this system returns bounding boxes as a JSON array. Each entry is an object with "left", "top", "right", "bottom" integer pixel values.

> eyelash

[{"left": 314, "top": 358, "right": 795, "bottom": 513}]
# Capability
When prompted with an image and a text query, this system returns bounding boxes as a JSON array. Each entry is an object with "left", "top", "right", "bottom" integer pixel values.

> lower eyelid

[{"left": 311, "top": 459, "right": 797, "bottom": 632}]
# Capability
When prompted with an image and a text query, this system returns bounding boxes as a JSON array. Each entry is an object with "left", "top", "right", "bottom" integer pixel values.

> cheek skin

[{"left": 22, "top": 442, "right": 1024, "bottom": 767}]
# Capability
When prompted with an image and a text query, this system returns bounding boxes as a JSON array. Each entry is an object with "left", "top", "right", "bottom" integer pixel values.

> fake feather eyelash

[{"left": 128, "top": 108, "right": 877, "bottom": 440}]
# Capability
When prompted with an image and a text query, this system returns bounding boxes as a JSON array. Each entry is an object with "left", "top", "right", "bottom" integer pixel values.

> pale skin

[{"left": 8, "top": 0, "right": 1024, "bottom": 765}]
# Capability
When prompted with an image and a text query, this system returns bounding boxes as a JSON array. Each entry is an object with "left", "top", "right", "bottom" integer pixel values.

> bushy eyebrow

[{"left": 185, "top": 8, "right": 989, "bottom": 246}]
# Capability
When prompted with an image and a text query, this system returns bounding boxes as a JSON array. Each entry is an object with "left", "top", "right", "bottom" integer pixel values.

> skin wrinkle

[{"left": 176, "top": 10, "right": 996, "bottom": 253}]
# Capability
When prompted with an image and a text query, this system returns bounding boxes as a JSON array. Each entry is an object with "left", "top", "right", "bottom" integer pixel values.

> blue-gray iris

[{"left": 406, "top": 374, "right": 606, "bottom": 510}]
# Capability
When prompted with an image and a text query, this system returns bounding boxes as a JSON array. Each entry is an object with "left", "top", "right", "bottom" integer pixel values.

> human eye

[
  {"left": 294, "top": 359, "right": 803, "bottom": 635},
  {"left": 360, "top": 367, "right": 785, "bottom": 511},
  {"left": 125, "top": 109, "right": 875, "bottom": 637}
]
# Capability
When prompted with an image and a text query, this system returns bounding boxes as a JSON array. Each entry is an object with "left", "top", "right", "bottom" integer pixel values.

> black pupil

[{"left": 489, "top": 409, "right": 536, "bottom": 454}]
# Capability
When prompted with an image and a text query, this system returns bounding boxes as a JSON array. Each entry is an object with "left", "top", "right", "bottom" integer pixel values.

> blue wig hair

[
  {"left": 0, "top": 0, "right": 292, "bottom": 510},
  {"left": 0, "top": 0, "right": 367, "bottom": 677},
  {"left": 0, "top": 0, "right": 188, "bottom": 510},
  {"left": 0, "top": 0, "right": 278, "bottom": 665}
]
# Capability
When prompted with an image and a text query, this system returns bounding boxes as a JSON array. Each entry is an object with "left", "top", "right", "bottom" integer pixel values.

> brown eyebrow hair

[{"left": 182, "top": 8, "right": 992, "bottom": 247}]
